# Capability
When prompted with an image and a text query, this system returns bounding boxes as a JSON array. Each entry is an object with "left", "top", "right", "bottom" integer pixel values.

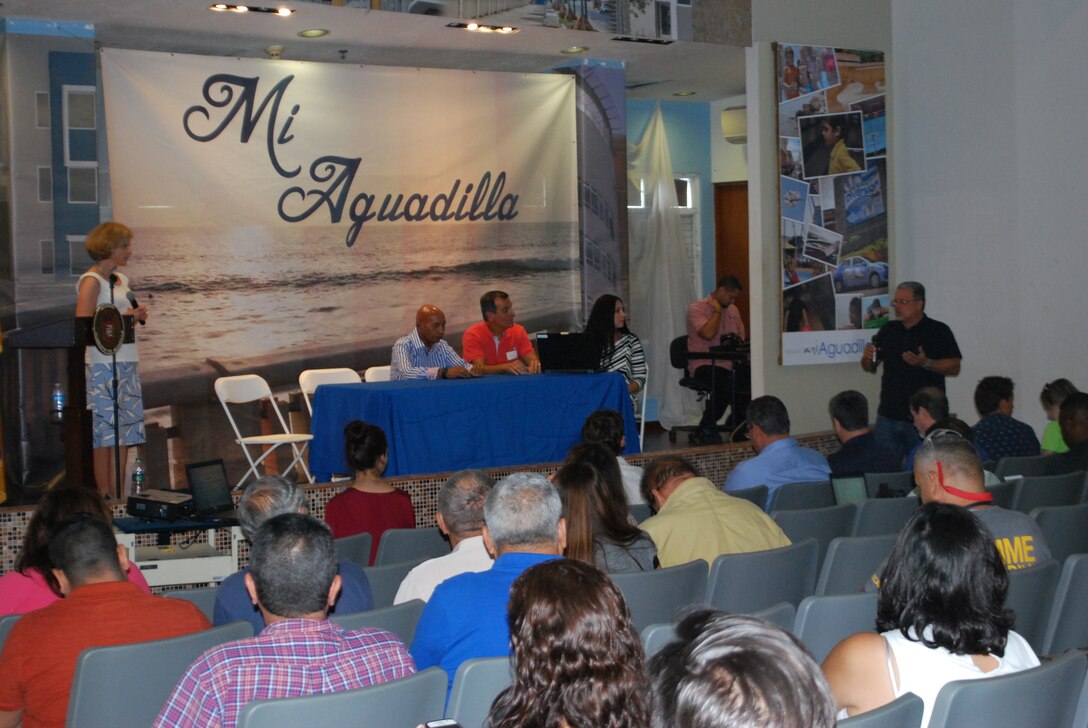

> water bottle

[
  {"left": 132, "top": 457, "right": 146, "bottom": 494},
  {"left": 51, "top": 382, "right": 65, "bottom": 421}
]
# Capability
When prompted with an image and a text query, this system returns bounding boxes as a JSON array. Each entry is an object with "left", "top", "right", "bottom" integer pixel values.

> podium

[{"left": 6, "top": 316, "right": 135, "bottom": 489}]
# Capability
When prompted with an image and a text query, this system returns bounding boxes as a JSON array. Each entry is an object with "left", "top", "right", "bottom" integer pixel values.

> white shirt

[
  {"left": 619, "top": 456, "right": 645, "bottom": 505},
  {"left": 392, "top": 535, "right": 494, "bottom": 604}
]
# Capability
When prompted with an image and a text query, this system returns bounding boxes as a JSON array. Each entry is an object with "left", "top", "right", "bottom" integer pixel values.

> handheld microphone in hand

[{"left": 126, "top": 291, "right": 145, "bottom": 325}]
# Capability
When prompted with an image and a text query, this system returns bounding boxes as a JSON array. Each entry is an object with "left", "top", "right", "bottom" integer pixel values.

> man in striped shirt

[
  {"left": 155, "top": 515, "right": 415, "bottom": 728},
  {"left": 391, "top": 304, "right": 476, "bottom": 380}
]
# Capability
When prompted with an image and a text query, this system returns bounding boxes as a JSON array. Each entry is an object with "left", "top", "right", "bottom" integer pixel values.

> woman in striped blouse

[{"left": 584, "top": 294, "right": 647, "bottom": 398}]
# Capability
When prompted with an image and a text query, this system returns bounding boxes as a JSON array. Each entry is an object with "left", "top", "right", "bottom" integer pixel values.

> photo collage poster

[{"left": 776, "top": 44, "right": 890, "bottom": 365}]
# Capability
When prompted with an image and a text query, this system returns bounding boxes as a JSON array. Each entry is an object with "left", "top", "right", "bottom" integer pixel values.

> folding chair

[
  {"left": 364, "top": 365, "right": 392, "bottom": 382},
  {"left": 767, "top": 481, "right": 835, "bottom": 511},
  {"left": 374, "top": 527, "right": 450, "bottom": 566},
  {"left": 705, "top": 539, "right": 819, "bottom": 613},
  {"left": 299, "top": 368, "right": 362, "bottom": 416},
  {"left": 445, "top": 657, "right": 515, "bottom": 728}
]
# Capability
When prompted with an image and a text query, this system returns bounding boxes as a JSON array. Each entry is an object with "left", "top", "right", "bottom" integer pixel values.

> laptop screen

[
  {"left": 537, "top": 332, "right": 601, "bottom": 373},
  {"left": 186, "top": 460, "right": 234, "bottom": 514}
]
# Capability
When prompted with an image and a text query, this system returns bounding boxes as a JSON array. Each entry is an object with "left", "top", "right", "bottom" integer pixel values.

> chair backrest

[
  {"left": 852, "top": 497, "right": 920, "bottom": 538},
  {"left": 1005, "top": 558, "right": 1061, "bottom": 653},
  {"left": 748, "top": 601, "right": 797, "bottom": 632},
  {"left": 235, "top": 666, "right": 449, "bottom": 728},
  {"left": 637, "top": 359, "right": 649, "bottom": 450},
  {"left": 1030, "top": 502, "right": 1088, "bottom": 563},
  {"left": 1074, "top": 663, "right": 1088, "bottom": 728},
  {"left": 364, "top": 365, "right": 391, "bottom": 383},
  {"left": 728, "top": 485, "right": 769, "bottom": 511},
  {"left": 863, "top": 471, "right": 916, "bottom": 499},
  {"left": 374, "top": 527, "right": 450, "bottom": 566},
  {"left": 629, "top": 502, "right": 652, "bottom": 524},
  {"left": 445, "top": 656, "right": 514, "bottom": 728},
  {"left": 610, "top": 559, "right": 708, "bottom": 633},
  {"left": 164, "top": 586, "right": 220, "bottom": 622},
  {"left": 330, "top": 599, "right": 426, "bottom": 647},
  {"left": 837, "top": 692, "right": 924, "bottom": 728},
  {"left": 927, "top": 650, "right": 1086, "bottom": 728},
  {"left": 832, "top": 475, "right": 867, "bottom": 505},
  {"left": 1041, "top": 553, "right": 1088, "bottom": 655},
  {"left": 66, "top": 621, "right": 253, "bottom": 728},
  {"left": 705, "top": 539, "right": 819, "bottom": 613},
  {"left": 334, "top": 532, "right": 374, "bottom": 569},
  {"left": 771, "top": 503, "right": 857, "bottom": 568},
  {"left": 816, "top": 534, "right": 897, "bottom": 596},
  {"left": 669, "top": 335, "right": 690, "bottom": 373},
  {"left": 987, "top": 480, "right": 1016, "bottom": 509},
  {"left": 299, "top": 368, "right": 361, "bottom": 415},
  {"left": 215, "top": 373, "right": 294, "bottom": 437},
  {"left": 768, "top": 481, "right": 835, "bottom": 511},
  {"left": 1012, "top": 471, "right": 1086, "bottom": 513},
  {"left": 362, "top": 557, "right": 428, "bottom": 609},
  {"left": 994, "top": 454, "right": 1051, "bottom": 479},
  {"left": 793, "top": 592, "right": 879, "bottom": 663},
  {"left": 641, "top": 622, "right": 678, "bottom": 658},
  {"left": 0, "top": 614, "right": 20, "bottom": 652}
]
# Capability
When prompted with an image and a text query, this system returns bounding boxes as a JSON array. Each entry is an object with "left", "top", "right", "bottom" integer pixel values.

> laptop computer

[
  {"left": 185, "top": 459, "right": 239, "bottom": 523},
  {"left": 536, "top": 332, "right": 601, "bottom": 373}
]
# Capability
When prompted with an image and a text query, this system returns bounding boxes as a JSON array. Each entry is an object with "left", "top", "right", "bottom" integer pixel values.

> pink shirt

[
  {"left": 0, "top": 564, "right": 152, "bottom": 617},
  {"left": 686, "top": 296, "right": 745, "bottom": 371}
]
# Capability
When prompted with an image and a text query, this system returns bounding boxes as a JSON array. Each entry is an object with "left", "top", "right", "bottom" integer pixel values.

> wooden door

[{"left": 714, "top": 182, "right": 750, "bottom": 334}]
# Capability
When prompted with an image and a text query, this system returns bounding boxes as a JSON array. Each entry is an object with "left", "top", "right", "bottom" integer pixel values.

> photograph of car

[
  {"left": 834, "top": 255, "right": 888, "bottom": 292},
  {"left": 803, "top": 237, "right": 840, "bottom": 265}
]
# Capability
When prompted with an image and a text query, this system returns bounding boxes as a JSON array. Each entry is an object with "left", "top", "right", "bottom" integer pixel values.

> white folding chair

[
  {"left": 636, "top": 359, "right": 648, "bottom": 450},
  {"left": 364, "top": 365, "right": 391, "bottom": 382},
  {"left": 215, "top": 374, "right": 314, "bottom": 489},
  {"left": 299, "top": 368, "right": 362, "bottom": 416}
]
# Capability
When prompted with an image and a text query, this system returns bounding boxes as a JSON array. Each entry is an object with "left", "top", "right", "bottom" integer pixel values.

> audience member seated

[
  {"left": 648, "top": 609, "right": 835, "bottom": 728},
  {"left": 0, "top": 515, "right": 209, "bottom": 728},
  {"left": 563, "top": 441, "right": 632, "bottom": 513},
  {"left": 583, "top": 294, "right": 647, "bottom": 402},
  {"left": 827, "top": 390, "right": 901, "bottom": 476},
  {"left": 391, "top": 304, "right": 475, "bottom": 380},
  {"left": 823, "top": 503, "right": 1039, "bottom": 725},
  {"left": 724, "top": 396, "right": 830, "bottom": 499},
  {"left": 461, "top": 290, "right": 541, "bottom": 375},
  {"left": 1039, "top": 378, "right": 1078, "bottom": 455},
  {"left": 410, "top": 472, "right": 564, "bottom": 695},
  {"left": 972, "top": 376, "right": 1040, "bottom": 459},
  {"left": 324, "top": 419, "right": 415, "bottom": 564},
  {"left": 156, "top": 514, "right": 414, "bottom": 728},
  {"left": 554, "top": 460, "right": 657, "bottom": 573},
  {"left": 914, "top": 434, "right": 1050, "bottom": 570},
  {"left": 0, "top": 486, "right": 151, "bottom": 616},
  {"left": 1045, "top": 391, "right": 1088, "bottom": 474},
  {"left": 581, "top": 408, "right": 645, "bottom": 505},
  {"left": 487, "top": 559, "right": 651, "bottom": 728},
  {"left": 904, "top": 386, "right": 949, "bottom": 469},
  {"left": 640, "top": 456, "right": 790, "bottom": 569},
  {"left": 214, "top": 475, "right": 373, "bottom": 633},
  {"left": 394, "top": 469, "right": 495, "bottom": 604}
]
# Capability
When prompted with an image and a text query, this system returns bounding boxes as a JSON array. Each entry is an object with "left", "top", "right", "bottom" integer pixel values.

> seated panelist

[
  {"left": 391, "top": 304, "right": 475, "bottom": 380},
  {"left": 461, "top": 290, "right": 541, "bottom": 375}
]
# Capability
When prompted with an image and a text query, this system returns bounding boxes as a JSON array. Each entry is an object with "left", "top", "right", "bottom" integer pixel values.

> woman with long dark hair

[
  {"left": 823, "top": 502, "right": 1039, "bottom": 725},
  {"left": 583, "top": 294, "right": 646, "bottom": 398},
  {"left": 486, "top": 559, "right": 651, "bottom": 728}
]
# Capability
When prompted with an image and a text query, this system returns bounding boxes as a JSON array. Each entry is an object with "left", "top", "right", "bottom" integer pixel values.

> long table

[{"left": 309, "top": 372, "right": 639, "bottom": 479}]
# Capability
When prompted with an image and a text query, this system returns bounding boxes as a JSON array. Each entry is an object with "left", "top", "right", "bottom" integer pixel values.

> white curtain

[{"left": 628, "top": 104, "right": 702, "bottom": 430}]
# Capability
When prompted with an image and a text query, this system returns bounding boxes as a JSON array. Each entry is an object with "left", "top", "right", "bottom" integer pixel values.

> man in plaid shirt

[{"left": 155, "top": 514, "right": 414, "bottom": 728}]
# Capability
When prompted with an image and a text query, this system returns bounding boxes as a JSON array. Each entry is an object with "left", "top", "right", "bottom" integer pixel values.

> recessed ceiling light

[
  {"left": 673, "top": 91, "right": 696, "bottom": 97},
  {"left": 446, "top": 21, "right": 519, "bottom": 33},
  {"left": 298, "top": 28, "right": 329, "bottom": 38},
  {"left": 561, "top": 46, "right": 588, "bottom": 54},
  {"left": 208, "top": 4, "right": 295, "bottom": 15}
]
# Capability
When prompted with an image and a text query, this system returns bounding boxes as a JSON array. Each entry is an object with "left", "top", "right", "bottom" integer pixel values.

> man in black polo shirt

[{"left": 860, "top": 281, "right": 962, "bottom": 465}]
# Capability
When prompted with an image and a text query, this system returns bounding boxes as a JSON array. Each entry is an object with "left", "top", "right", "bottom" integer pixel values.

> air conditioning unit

[{"left": 720, "top": 107, "right": 747, "bottom": 145}]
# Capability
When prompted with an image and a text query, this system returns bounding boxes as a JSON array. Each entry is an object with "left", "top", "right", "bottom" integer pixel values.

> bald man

[{"left": 391, "top": 304, "right": 476, "bottom": 380}]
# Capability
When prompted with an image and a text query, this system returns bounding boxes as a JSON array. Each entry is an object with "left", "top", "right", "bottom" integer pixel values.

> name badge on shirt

[{"left": 506, "top": 349, "right": 518, "bottom": 361}]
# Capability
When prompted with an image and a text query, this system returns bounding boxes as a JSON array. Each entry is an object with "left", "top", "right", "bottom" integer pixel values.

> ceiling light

[
  {"left": 673, "top": 90, "right": 696, "bottom": 97},
  {"left": 561, "top": 46, "right": 588, "bottom": 54},
  {"left": 447, "top": 21, "right": 519, "bottom": 33},
  {"left": 207, "top": 4, "right": 296, "bottom": 15},
  {"left": 277, "top": 7, "right": 293, "bottom": 16},
  {"left": 298, "top": 28, "right": 329, "bottom": 38}
]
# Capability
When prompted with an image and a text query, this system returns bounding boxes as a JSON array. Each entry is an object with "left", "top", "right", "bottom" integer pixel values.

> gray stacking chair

[
  {"left": 1004, "top": 558, "right": 1061, "bottom": 653},
  {"left": 986, "top": 480, "right": 1016, "bottom": 509},
  {"left": 164, "top": 585, "right": 220, "bottom": 622},
  {"left": 629, "top": 502, "right": 652, "bottom": 523},
  {"left": 334, "top": 532, "right": 373, "bottom": 568},
  {"left": 727, "top": 485, "right": 769, "bottom": 511},
  {"left": 767, "top": 481, "right": 835, "bottom": 511},
  {"left": 863, "top": 471, "right": 915, "bottom": 499},
  {"left": 641, "top": 622, "right": 678, "bottom": 657},
  {"left": 330, "top": 599, "right": 425, "bottom": 646},
  {"left": 747, "top": 601, "right": 797, "bottom": 632},
  {"left": 374, "top": 527, "right": 450, "bottom": 566},
  {"left": 0, "top": 614, "right": 21, "bottom": 652},
  {"left": 994, "top": 454, "right": 1051, "bottom": 479},
  {"left": 66, "top": 621, "right": 253, "bottom": 728},
  {"left": 445, "top": 657, "right": 514, "bottom": 728},
  {"left": 927, "top": 650, "right": 1086, "bottom": 728},
  {"left": 837, "top": 693, "right": 924, "bottom": 728},
  {"left": 610, "top": 559, "right": 708, "bottom": 633},
  {"left": 852, "top": 496, "right": 919, "bottom": 537},
  {"left": 1030, "top": 502, "right": 1088, "bottom": 563},
  {"left": 705, "top": 539, "right": 818, "bottom": 613},
  {"left": 1075, "top": 666, "right": 1088, "bottom": 728},
  {"left": 1011, "top": 471, "right": 1085, "bottom": 513},
  {"left": 1041, "top": 553, "right": 1088, "bottom": 655},
  {"left": 235, "top": 666, "right": 448, "bottom": 728},
  {"left": 771, "top": 503, "right": 857, "bottom": 568},
  {"left": 793, "top": 591, "right": 878, "bottom": 663},
  {"left": 362, "top": 557, "right": 428, "bottom": 609},
  {"left": 815, "top": 534, "right": 897, "bottom": 595}
]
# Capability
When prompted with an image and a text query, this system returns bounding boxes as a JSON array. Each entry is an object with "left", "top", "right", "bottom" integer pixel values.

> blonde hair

[{"left": 85, "top": 222, "right": 133, "bottom": 261}]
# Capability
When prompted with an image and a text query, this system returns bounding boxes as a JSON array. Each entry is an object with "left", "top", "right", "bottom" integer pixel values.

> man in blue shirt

[
  {"left": 972, "top": 376, "right": 1040, "bottom": 460},
  {"left": 724, "top": 395, "right": 830, "bottom": 504},
  {"left": 827, "top": 390, "right": 900, "bottom": 475},
  {"left": 410, "top": 472, "right": 564, "bottom": 695},
  {"left": 390, "top": 304, "right": 476, "bottom": 380}
]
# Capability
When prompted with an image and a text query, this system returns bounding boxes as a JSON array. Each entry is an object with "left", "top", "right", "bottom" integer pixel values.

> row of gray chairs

[
  {"left": 771, "top": 499, "right": 919, "bottom": 567},
  {"left": 1008, "top": 470, "right": 1088, "bottom": 513},
  {"left": 334, "top": 527, "right": 450, "bottom": 569}
]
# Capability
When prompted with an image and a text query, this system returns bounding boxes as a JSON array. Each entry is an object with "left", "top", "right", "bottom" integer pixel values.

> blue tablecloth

[{"left": 309, "top": 372, "right": 639, "bottom": 479}]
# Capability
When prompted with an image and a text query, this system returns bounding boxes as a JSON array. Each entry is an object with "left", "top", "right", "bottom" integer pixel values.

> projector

[{"left": 127, "top": 490, "right": 193, "bottom": 521}]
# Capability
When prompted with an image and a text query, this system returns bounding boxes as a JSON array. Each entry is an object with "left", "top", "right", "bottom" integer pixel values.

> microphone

[
  {"left": 109, "top": 273, "right": 118, "bottom": 287},
  {"left": 126, "top": 291, "right": 145, "bottom": 325}
]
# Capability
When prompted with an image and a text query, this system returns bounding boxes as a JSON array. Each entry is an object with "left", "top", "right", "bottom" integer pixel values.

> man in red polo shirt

[
  {"left": 461, "top": 290, "right": 541, "bottom": 375},
  {"left": 0, "top": 515, "right": 210, "bottom": 728}
]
